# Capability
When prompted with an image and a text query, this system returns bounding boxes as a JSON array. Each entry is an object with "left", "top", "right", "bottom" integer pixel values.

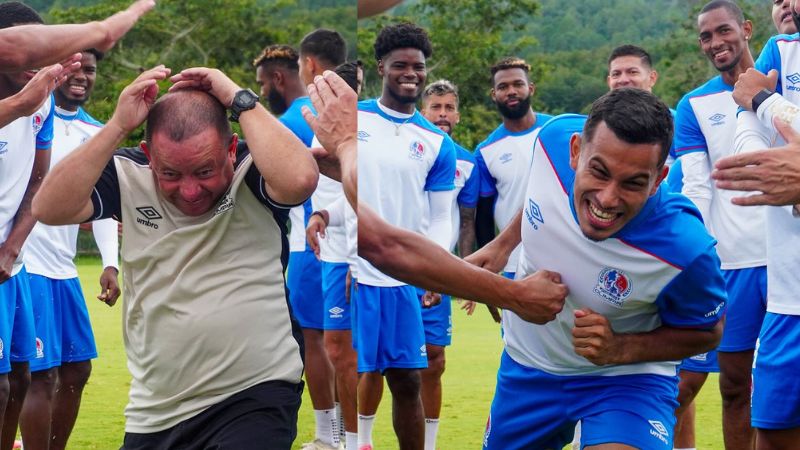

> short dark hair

[
  {"left": 490, "top": 57, "right": 531, "bottom": 84},
  {"left": 300, "top": 28, "right": 347, "bottom": 68},
  {"left": 253, "top": 44, "right": 300, "bottom": 72},
  {"left": 145, "top": 90, "right": 232, "bottom": 147},
  {"left": 0, "top": 1, "right": 43, "bottom": 29},
  {"left": 422, "top": 79, "right": 459, "bottom": 106},
  {"left": 607, "top": 45, "right": 652, "bottom": 70},
  {"left": 334, "top": 60, "right": 362, "bottom": 93},
  {"left": 85, "top": 48, "right": 104, "bottom": 62},
  {"left": 373, "top": 22, "right": 432, "bottom": 62},
  {"left": 583, "top": 88, "right": 673, "bottom": 167},
  {"left": 700, "top": 0, "right": 744, "bottom": 24}
]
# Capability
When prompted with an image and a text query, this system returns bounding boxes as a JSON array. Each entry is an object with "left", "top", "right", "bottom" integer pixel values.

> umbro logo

[
  {"left": 499, "top": 152, "right": 513, "bottom": 163},
  {"left": 648, "top": 420, "right": 669, "bottom": 445},
  {"left": 525, "top": 199, "right": 544, "bottom": 230},
  {"left": 136, "top": 206, "right": 161, "bottom": 229},
  {"left": 357, "top": 130, "right": 370, "bottom": 142},
  {"left": 708, "top": 113, "right": 726, "bottom": 126},
  {"left": 214, "top": 194, "right": 234, "bottom": 216},
  {"left": 329, "top": 306, "right": 344, "bottom": 318},
  {"left": 787, "top": 72, "right": 800, "bottom": 84},
  {"left": 0, "top": 141, "right": 6, "bottom": 156},
  {"left": 420, "top": 345, "right": 427, "bottom": 356}
]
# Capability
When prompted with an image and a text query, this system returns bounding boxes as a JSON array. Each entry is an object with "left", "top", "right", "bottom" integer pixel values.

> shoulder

[
  {"left": 455, "top": 143, "right": 475, "bottom": 162},
  {"left": 113, "top": 146, "right": 149, "bottom": 166},
  {"left": 75, "top": 108, "right": 104, "bottom": 128},
  {"left": 475, "top": 123, "right": 509, "bottom": 151},
  {"left": 358, "top": 98, "right": 378, "bottom": 112},
  {"left": 536, "top": 114, "right": 585, "bottom": 146}
]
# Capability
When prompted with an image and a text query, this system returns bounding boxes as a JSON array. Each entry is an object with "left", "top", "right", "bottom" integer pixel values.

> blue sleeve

[
  {"left": 279, "top": 109, "right": 314, "bottom": 147},
  {"left": 36, "top": 103, "right": 54, "bottom": 150},
  {"left": 655, "top": 244, "right": 727, "bottom": 329},
  {"left": 474, "top": 147, "right": 497, "bottom": 197},
  {"left": 457, "top": 163, "right": 480, "bottom": 208},
  {"left": 755, "top": 36, "right": 783, "bottom": 94},
  {"left": 424, "top": 136, "right": 456, "bottom": 192},
  {"left": 673, "top": 96, "right": 707, "bottom": 157},
  {"left": 666, "top": 159, "right": 683, "bottom": 193}
]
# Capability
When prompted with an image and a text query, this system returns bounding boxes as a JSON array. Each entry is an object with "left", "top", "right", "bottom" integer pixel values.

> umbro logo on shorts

[
  {"left": 135, "top": 206, "right": 162, "bottom": 229},
  {"left": 420, "top": 345, "right": 427, "bottom": 357},
  {"left": 329, "top": 306, "right": 344, "bottom": 318},
  {"left": 648, "top": 420, "right": 669, "bottom": 445}
]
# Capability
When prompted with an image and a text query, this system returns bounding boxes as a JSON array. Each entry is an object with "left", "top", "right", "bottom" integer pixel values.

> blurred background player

[
  {"left": 474, "top": 57, "right": 552, "bottom": 280},
  {"left": 20, "top": 48, "right": 120, "bottom": 450},
  {"left": 299, "top": 28, "right": 353, "bottom": 450},
  {"left": 253, "top": 43, "right": 337, "bottom": 449},
  {"left": 418, "top": 79, "right": 479, "bottom": 450},
  {"left": 356, "top": 22, "right": 456, "bottom": 450},
  {"left": 674, "top": 2, "right": 765, "bottom": 449}
]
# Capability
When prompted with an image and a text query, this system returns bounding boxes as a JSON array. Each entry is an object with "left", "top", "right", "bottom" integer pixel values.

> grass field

[{"left": 71, "top": 257, "right": 725, "bottom": 449}]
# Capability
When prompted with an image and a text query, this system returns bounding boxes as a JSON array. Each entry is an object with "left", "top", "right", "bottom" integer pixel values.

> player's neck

[
  {"left": 55, "top": 100, "right": 79, "bottom": 113},
  {"left": 379, "top": 93, "right": 416, "bottom": 115},
  {"left": 503, "top": 110, "right": 536, "bottom": 133},
  {"left": 285, "top": 83, "right": 308, "bottom": 105},
  {"left": 721, "top": 52, "right": 755, "bottom": 87}
]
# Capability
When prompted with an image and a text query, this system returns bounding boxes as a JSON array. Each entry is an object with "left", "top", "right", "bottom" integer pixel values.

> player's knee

[
  {"left": 425, "top": 347, "right": 446, "bottom": 378},
  {"left": 9, "top": 366, "right": 31, "bottom": 394},
  {"left": 718, "top": 371, "right": 749, "bottom": 404},
  {"left": 31, "top": 367, "right": 58, "bottom": 389},
  {"left": 0, "top": 376, "right": 9, "bottom": 402},
  {"left": 59, "top": 361, "right": 92, "bottom": 389},
  {"left": 385, "top": 369, "right": 421, "bottom": 399}
]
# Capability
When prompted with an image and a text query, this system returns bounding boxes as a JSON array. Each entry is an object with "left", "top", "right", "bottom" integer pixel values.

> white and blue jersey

[
  {"left": 450, "top": 143, "right": 479, "bottom": 251},
  {"left": 507, "top": 115, "right": 727, "bottom": 377},
  {"left": 0, "top": 95, "right": 54, "bottom": 276},
  {"left": 474, "top": 113, "right": 552, "bottom": 274},
  {"left": 357, "top": 99, "right": 456, "bottom": 286},
  {"left": 279, "top": 96, "right": 316, "bottom": 252},
  {"left": 674, "top": 75, "right": 766, "bottom": 270}
]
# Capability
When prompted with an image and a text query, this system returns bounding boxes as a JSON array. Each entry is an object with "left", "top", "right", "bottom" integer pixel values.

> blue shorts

[
  {"left": 483, "top": 351, "right": 678, "bottom": 450},
  {"left": 286, "top": 250, "right": 323, "bottom": 329},
  {"left": 718, "top": 266, "right": 767, "bottom": 352},
  {"left": 321, "top": 262, "right": 350, "bottom": 331},
  {"left": 417, "top": 288, "right": 451, "bottom": 347},
  {"left": 502, "top": 271, "right": 515, "bottom": 280},
  {"left": 752, "top": 312, "right": 800, "bottom": 429},
  {"left": 354, "top": 284, "right": 427, "bottom": 373},
  {"left": 28, "top": 274, "right": 97, "bottom": 372},
  {"left": 0, "top": 267, "right": 37, "bottom": 373},
  {"left": 679, "top": 350, "right": 719, "bottom": 373}
]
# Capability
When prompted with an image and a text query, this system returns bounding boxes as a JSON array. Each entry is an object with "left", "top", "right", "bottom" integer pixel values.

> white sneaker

[{"left": 300, "top": 439, "right": 341, "bottom": 450}]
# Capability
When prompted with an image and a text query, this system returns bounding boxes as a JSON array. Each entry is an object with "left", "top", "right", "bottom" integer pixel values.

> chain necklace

[{"left": 394, "top": 115, "right": 413, "bottom": 136}]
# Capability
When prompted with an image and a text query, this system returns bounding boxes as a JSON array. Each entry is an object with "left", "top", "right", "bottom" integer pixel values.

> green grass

[{"left": 72, "top": 257, "right": 723, "bottom": 449}]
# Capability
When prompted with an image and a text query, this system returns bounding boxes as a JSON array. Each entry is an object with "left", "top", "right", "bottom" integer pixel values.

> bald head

[{"left": 145, "top": 89, "right": 232, "bottom": 147}]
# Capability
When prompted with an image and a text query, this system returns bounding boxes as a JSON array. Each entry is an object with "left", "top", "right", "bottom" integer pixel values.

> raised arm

[
  {"left": 0, "top": 57, "right": 81, "bottom": 128},
  {"left": 34, "top": 66, "right": 171, "bottom": 225},
  {"left": 0, "top": 0, "right": 154, "bottom": 72},
  {"left": 169, "top": 67, "right": 318, "bottom": 206}
]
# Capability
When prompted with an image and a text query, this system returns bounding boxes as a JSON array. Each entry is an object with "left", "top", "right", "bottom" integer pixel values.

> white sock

[
  {"left": 571, "top": 421, "right": 581, "bottom": 450},
  {"left": 424, "top": 418, "right": 439, "bottom": 450},
  {"left": 346, "top": 431, "right": 358, "bottom": 449},
  {"left": 315, "top": 408, "right": 338, "bottom": 446},
  {"left": 358, "top": 414, "right": 376, "bottom": 446},
  {"left": 336, "top": 402, "right": 345, "bottom": 440}
]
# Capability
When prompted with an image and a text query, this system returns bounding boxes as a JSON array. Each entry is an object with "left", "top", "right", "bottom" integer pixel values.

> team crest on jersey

[
  {"left": 31, "top": 113, "right": 44, "bottom": 134},
  {"left": 525, "top": 199, "right": 544, "bottom": 230},
  {"left": 708, "top": 113, "right": 726, "bottom": 126},
  {"left": 787, "top": 72, "right": 800, "bottom": 91},
  {"left": 593, "top": 267, "right": 632, "bottom": 308},
  {"left": 213, "top": 194, "right": 234, "bottom": 216},
  {"left": 409, "top": 141, "right": 425, "bottom": 160},
  {"left": 35, "top": 338, "right": 44, "bottom": 359}
]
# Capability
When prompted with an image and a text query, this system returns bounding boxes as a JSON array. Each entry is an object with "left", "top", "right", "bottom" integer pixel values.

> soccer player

[
  {"left": 674, "top": 3, "right": 765, "bottom": 449},
  {"left": 334, "top": 60, "right": 363, "bottom": 96},
  {"left": 19, "top": 48, "right": 119, "bottom": 450},
  {"left": 357, "top": 22, "right": 456, "bottom": 450},
  {"left": 34, "top": 65, "right": 318, "bottom": 449},
  {"left": 254, "top": 43, "right": 338, "bottom": 449},
  {"left": 772, "top": 0, "right": 798, "bottom": 35},
  {"left": 474, "top": 57, "right": 552, "bottom": 280},
  {"left": 299, "top": 28, "right": 353, "bottom": 450},
  {"left": 0, "top": 4, "right": 56, "bottom": 449},
  {"left": 468, "top": 87, "right": 725, "bottom": 450},
  {"left": 417, "top": 79, "right": 479, "bottom": 450},
  {"left": 715, "top": 0, "right": 800, "bottom": 447}
]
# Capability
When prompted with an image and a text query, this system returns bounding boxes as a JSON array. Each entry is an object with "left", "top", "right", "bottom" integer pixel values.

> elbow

[
  {"left": 297, "top": 167, "right": 319, "bottom": 202},
  {"left": 697, "top": 320, "right": 724, "bottom": 354},
  {"left": 31, "top": 191, "right": 48, "bottom": 223}
]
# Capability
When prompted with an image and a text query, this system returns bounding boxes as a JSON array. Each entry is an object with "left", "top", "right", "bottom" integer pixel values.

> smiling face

[
  {"left": 55, "top": 51, "right": 97, "bottom": 111},
  {"left": 378, "top": 47, "right": 426, "bottom": 111},
  {"left": 144, "top": 128, "right": 237, "bottom": 217},
  {"left": 697, "top": 6, "right": 751, "bottom": 73},
  {"left": 569, "top": 122, "right": 667, "bottom": 241},
  {"left": 607, "top": 55, "right": 657, "bottom": 92}
]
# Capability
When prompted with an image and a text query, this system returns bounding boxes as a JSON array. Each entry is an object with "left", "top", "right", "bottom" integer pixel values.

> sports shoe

[
  {"left": 300, "top": 439, "right": 340, "bottom": 450},
  {"left": 12, "top": 440, "right": 22, "bottom": 449}
]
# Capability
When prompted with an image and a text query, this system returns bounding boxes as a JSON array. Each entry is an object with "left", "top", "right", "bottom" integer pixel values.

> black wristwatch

[
  {"left": 229, "top": 89, "right": 259, "bottom": 122},
  {"left": 751, "top": 89, "right": 775, "bottom": 113}
]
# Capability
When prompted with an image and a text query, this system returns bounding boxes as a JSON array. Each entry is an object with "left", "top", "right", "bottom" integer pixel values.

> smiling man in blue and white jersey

[{"left": 469, "top": 88, "right": 726, "bottom": 449}]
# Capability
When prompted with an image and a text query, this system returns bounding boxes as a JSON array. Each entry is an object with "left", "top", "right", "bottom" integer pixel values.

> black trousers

[{"left": 121, "top": 380, "right": 304, "bottom": 450}]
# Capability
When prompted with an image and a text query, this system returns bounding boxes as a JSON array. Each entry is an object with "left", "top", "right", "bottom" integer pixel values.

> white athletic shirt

[
  {"left": 23, "top": 107, "right": 118, "bottom": 279},
  {"left": 474, "top": 113, "right": 552, "bottom": 273},
  {"left": 279, "top": 97, "right": 315, "bottom": 253},
  {"left": 357, "top": 99, "right": 456, "bottom": 286},
  {"left": 310, "top": 136, "right": 347, "bottom": 263},
  {"left": 734, "top": 33, "right": 800, "bottom": 315},
  {"left": 0, "top": 95, "right": 54, "bottom": 276},
  {"left": 507, "top": 115, "right": 726, "bottom": 377},
  {"left": 674, "top": 76, "right": 766, "bottom": 270}
]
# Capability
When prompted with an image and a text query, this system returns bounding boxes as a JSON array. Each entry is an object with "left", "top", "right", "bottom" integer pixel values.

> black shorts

[{"left": 121, "top": 380, "right": 304, "bottom": 450}]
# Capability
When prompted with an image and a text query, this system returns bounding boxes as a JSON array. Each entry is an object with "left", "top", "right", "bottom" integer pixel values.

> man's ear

[{"left": 569, "top": 133, "right": 582, "bottom": 170}]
